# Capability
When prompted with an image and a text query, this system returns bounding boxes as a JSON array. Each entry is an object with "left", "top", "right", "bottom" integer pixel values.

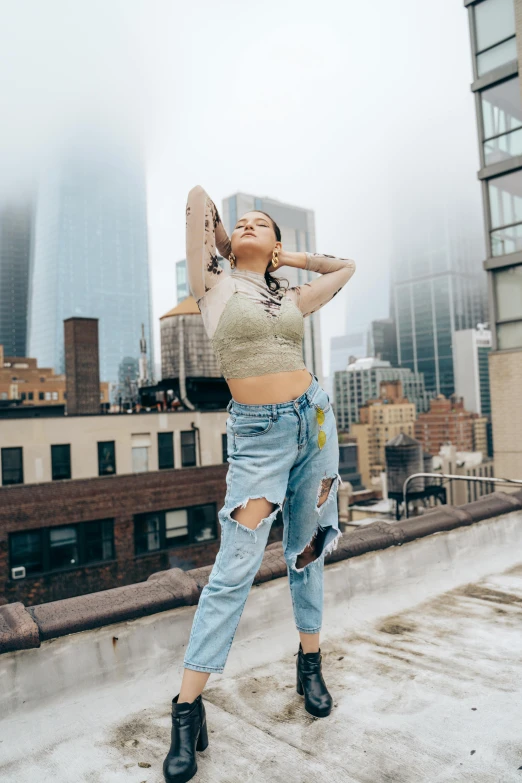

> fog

[{"left": 0, "top": 0, "right": 483, "bottom": 377}]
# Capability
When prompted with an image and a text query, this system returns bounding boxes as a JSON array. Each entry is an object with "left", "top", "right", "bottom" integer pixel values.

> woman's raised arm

[
  {"left": 284, "top": 252, "right": 356, "bottom": 317},
  {"left": 185, "top": 185, "right": 232, "bottom": 302}
]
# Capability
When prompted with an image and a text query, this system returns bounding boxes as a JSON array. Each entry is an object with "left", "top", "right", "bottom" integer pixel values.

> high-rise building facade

[
  {"left": 453, "top": 326, "right": 492, "bottom": 415},
  {"left": 27, "top": 133, "right": 153, "bottom": 401},
  {"left": 0, "top": 200, "right": 32, "bottom": 357},
  {"left": 222, "top": 192, "right": 324, "bottom": 384},
  {"left": 333, "top": 357, "right": 432, "bottom": 431},
  {"left": 465, "top": 0, "right": 522, "bottom": 478},
  {"left": 391, "top": 195, "right": 488, "bottom": 399},
  {"left": 368, "top": 318, "right": 398, "bottom": 366}
]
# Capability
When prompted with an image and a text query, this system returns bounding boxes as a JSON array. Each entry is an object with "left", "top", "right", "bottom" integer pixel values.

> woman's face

[{"left": 230, "top": 211, "right": 281, "bottom": 261}]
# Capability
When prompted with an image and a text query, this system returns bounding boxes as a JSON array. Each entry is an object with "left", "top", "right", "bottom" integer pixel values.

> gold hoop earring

[
  {"left": 271, "top": 249, "right": 279, "bottom": 268},
  {"left": 229, "top": 252, "right": 236, "bottom": 269}
]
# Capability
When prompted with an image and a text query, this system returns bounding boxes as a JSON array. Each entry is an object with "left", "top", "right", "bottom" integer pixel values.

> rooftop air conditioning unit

[{"left": 11, "top": 566, "right": 26, "bottom": 579}]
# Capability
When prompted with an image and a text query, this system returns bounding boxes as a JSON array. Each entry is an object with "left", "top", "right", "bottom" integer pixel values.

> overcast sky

[{"left": 0, "top": 0, "right": 484, "bottom": 378}]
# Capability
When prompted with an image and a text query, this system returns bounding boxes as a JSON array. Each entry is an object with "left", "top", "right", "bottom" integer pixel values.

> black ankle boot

[
  {"left": 162, "top": 693, "right": 208, "bottom": 783},
  {"left": 296, "top": 642, "right": 333, "bottom": 718}
]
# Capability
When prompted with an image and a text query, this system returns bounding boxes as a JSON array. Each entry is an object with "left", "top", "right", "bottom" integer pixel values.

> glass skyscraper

[
  {"left": 391, "top": 200, "right": 488, "bottom": 397},
  {"left": 222, "top": 192, "right": 324, "bottom": 384},
  {"left": 0, "top": 200, "right": 32, "bottom": 357},
  {"left": 27, "top": 133, "right": 153, "bottom": 400}
]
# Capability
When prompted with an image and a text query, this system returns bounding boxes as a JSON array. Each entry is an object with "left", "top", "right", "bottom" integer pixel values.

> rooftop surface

[{"left": 1, "top": 500, "right": 522, "bottom": 782}]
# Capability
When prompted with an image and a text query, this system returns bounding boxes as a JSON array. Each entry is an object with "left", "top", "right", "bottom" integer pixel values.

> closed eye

[{"left": 235, "top": 221, "right": 270, "bottom": 229}]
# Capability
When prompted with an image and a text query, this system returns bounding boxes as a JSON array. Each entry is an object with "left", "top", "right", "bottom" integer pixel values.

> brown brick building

[
  {"left": 415, "top": 395, "right": 487, "bottom": 456},
  {"left": 0, "top": 465, "right": 282, "bottom": 606},
  {"left": 0, "top": 344, "right": 109, "bottom": 408}
]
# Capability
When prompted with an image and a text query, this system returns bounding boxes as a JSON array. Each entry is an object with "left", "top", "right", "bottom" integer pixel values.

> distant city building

[
  {"left": 465, "top": 0, "right": 522, "bottom": 479},
  {"left": 0, "top": 200, "right": 32, "bottom": 357},
  {"left": 222, "top": 191, "right": 323, "bottom": 384},
  {"left": 434, "top": 444, "right": 494, "bottom": 506},
  {"left": 64, "top": 317, "right": 102, "bottom": 416},
  {"left": 27, "top": 129, "right": 154, "bottom": 402},
  {"left": 330, "top": 327, "right": 369, "bottom": 373},
  {"left": 351, "top": 380, "right": 416, "bottom": 488},
  {"left": 453, "top": 326, "right": 492, "bottom": 416},
  {"left": 334, "top": 357, "right": 432, "bottom": 431},
  {"left": 368, "top": 318, "right": 398, "bottom": 366},
  {"left": 0, "top": 343, "right": 109, "bottom": 408},
  {"left": 391, "top": 193, "right": 487, "bottom": 398},
  {"left": 338, "top": 435, "right": 363, "bottom": 490},
  {"left": 414, "top": 395, "right": 488, "bottom": 456}
]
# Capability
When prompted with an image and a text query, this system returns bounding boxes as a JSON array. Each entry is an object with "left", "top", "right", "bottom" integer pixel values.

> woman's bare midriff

[{"left": 227, "top": 368, "right": 314, "bottom": 405}]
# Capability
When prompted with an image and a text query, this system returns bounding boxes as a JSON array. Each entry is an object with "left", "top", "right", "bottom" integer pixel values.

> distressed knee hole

[
  {"left": 316, "top": 477, "right": 334, "bottom": 509},
  {"left": 295, "top": 532, "right": 320, "bottom": 568},
  {"left": 230, "top": 496, "right": 277, "bottom": 532}
]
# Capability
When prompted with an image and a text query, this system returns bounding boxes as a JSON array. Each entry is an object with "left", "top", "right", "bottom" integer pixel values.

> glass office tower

[
  {"left": 28, "top": 134, "right": 153, "bottom": 401},
  {"left": 391, "top": 199, "right": 488, "bottom": 398},
  {"left": 222, "top": 192, "right": 324, "bottom": 384},
  {"left": 0, "top": 200, "right": 32, "bottom": 357},
  {"left": 464, "top": 0, "right": 522, "bottom": 477}
]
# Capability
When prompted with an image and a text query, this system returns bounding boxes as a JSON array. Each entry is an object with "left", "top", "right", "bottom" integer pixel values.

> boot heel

[
  {"left": 296, "top": 674, "right": 304, "bottom": 695},
  {"left": 196, "top": 719, "right": 208, "bottom": 751}
]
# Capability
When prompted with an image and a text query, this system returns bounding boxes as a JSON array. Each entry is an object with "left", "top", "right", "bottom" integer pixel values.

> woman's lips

[{"left": 242, "top": 233, "right": 256, "bottom": 238}]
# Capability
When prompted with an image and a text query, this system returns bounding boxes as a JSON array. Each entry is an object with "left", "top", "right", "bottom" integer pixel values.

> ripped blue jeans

[{"left": 183, "top": 372, "right": 343, "bottom": 674}]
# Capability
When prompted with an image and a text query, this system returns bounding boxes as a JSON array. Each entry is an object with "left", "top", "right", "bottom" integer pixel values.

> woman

[{"left": 163, "top": 185, "right": 356, "bottom": 783}]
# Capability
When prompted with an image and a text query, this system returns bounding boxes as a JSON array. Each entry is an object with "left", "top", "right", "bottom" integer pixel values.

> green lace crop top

[{"left": 185, "top": 185, "right": 356, "bottom": 380}]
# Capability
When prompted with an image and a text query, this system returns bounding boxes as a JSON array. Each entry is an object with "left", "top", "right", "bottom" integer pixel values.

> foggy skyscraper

[
  {"left": 0, "top": 199, "right": 32, "bottom": 357},
  {"left": 27, "top": 129, "right": 154, "bottom": 399}
]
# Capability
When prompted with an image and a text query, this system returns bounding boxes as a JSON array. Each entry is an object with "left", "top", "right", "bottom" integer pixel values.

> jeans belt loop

[{"left": 271, "top": 403, "right": 277, "bottom": 421}]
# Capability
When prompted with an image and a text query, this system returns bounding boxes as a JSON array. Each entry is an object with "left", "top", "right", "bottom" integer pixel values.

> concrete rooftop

[{"left": 1, "top": 504, "right": 522, "bottom": 782}]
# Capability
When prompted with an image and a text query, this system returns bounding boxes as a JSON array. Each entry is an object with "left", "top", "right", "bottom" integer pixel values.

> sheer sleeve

[
  {"left": 285, "top": 252, "right": 356, "bottom": 317},
  {"left": 185, "top": 185, "right": 233, "bottom": 302}
]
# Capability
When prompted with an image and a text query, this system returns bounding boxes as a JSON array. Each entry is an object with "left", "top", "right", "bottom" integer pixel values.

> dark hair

[{"left": 251, "top": 210, "right": 290, "bottom": 296}]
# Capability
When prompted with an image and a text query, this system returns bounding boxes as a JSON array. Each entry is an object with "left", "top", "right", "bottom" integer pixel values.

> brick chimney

[{"left": 64, "top": 318, "right": 100, "bottom": 415}]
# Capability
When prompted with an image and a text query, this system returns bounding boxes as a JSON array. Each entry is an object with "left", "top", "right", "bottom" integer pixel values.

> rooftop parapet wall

[{"left": 1, "top": 490, "right": 522, "bottom": 655}]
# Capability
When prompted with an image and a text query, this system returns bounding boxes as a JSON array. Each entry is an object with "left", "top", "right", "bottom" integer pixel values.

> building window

[
  {"left": 51, "top": 444, "right": 71, "bottom": 480},
  {"left": 222, "top": 433, "right": 227, "bottom": 462},
  {"left": 28, "top": 391, "right": 33, "bottom": 400},
  {"left": 134, "top": 503, "right": 217, "bottom": 555},
  {"left": 21, "top": 392, "right": 26, "bottom": 400},
  {"left": 158, "top": 432, "right": 174, "bottom": 470},
  {"left": 494, "top": 265, "right": 522, "bottom": 348},
  {"left": 9, "top": 519, "right": 115, "bottom": 576},
  {"left": 180, "top": 430, "right": 197, "bottom": 467},
  {"left": 1, "top": 447, "right": 23, "bottom": 485},
  {"left": 45, "top": 392, "right": 51, "bottom": 400},
  {"left": 9, "top": 530, "right": 43, "bottom": 575},
  {"left": 134, "top": 512, "right": 162, "bottom": 554},
  {"left": 50, "top": 526, "right": 79, "bottom": 570},
  {"left": 489, "top": 170, "right": 522, "bottom": 256},
  {"left": 52, "top": 391, "right": 59, "bottom": 400},
  {"left": 474, "top": 0, "right": 516, "bottom": 77},
  {"left": 84, "top": 519, "right": 115, "bottom": 562},
  {"left": 98, "top": 441, "right": 116, "bottom": 476},
  {"left": 481, "top": 76, "right": 522, "bottom": 165},
  {"left": 132, "top": 445, "right": 149, "bottom": 473},
  {"left": 38, "top": 391, "right": 44, "bottom": 401}
]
